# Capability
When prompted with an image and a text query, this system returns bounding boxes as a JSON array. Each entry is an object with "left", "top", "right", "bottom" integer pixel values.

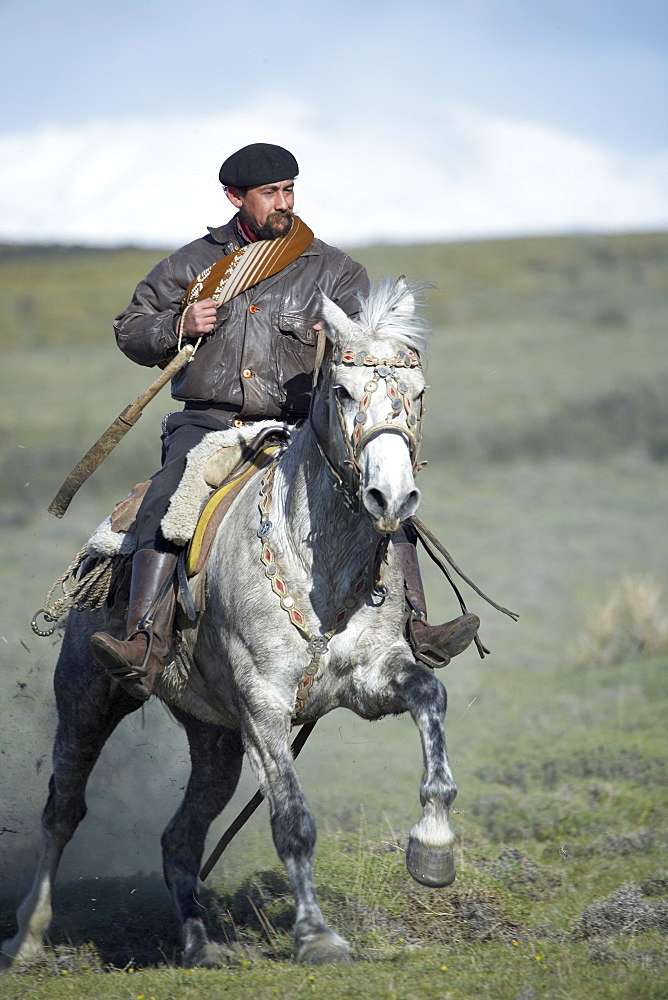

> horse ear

[
  {"left": 318, "top": 289, "right": 358, "bottom": 344},
  {"left": 392, "top": 276, "right": 416, "bottom": 319}
]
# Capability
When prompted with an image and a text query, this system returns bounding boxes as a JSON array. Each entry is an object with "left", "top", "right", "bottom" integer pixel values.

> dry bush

[{"left": 575, "top": 576, "right": 668, "bottom": 667}]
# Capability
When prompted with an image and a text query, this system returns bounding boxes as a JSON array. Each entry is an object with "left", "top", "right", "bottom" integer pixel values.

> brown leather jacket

[{"left": 114, "top": 216, "right": 370, "bottom": 421}]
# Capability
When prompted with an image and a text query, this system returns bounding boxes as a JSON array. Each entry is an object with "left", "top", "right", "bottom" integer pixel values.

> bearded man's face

[{"left": 232, "top": 179, "right": 295, "bottom": 239}]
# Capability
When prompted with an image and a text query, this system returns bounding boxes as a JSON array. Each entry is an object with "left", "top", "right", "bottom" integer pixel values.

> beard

[{"left": 243, "top": 208, "right": 294, "bottom": 241}]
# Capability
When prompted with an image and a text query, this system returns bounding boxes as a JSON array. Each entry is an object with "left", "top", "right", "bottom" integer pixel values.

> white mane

[{"left": 350, "top": 277, "right": 431, "bottom": 356}]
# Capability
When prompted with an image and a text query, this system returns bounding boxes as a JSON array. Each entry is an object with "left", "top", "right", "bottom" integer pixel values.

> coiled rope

[{"left": 31, "top": 546, "right": 114, "bottom": 637}]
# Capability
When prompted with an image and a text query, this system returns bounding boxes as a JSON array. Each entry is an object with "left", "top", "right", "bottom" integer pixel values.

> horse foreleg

[
  {"left": 241, "top": 709, "right": 350, "bottom": 964},
  {"left": 353, "top": 656, "right": 458, "bottom": 888},
  {"left": 397, "top": 664, "right": 457, "bottom": 887},
  {"left": 160, "top": 710, "right": 244, "bottom": 968}
]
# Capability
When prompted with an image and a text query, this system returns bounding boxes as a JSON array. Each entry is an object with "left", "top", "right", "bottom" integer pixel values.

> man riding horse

[{"left": 90, "top": 142, "right": 479, "bottom": 700}]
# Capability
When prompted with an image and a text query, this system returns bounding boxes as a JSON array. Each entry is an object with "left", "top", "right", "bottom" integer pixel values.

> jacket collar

[{"left": 207, "top": 214, "right": 322, "bottom": 255}]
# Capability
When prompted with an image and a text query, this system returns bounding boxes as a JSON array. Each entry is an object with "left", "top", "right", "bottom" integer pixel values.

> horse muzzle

[{"left": 363, "top": 483, "right": 421, "bottom": 534}]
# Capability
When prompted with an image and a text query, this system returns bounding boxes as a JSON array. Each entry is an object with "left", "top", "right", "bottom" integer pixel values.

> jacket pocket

[
  {"left": 274, "top": 312, "right": 318, "bottom": 414},
  {"left": 277, "top": 312, "right": 317, "bottom": 345}
]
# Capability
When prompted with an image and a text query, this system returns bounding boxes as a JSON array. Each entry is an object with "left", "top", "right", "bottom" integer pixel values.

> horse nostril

[
  {"left": 399, "top": 488, "right": 421, "bottom": 520},
  {"left": 364, "top": 488, "right": 387, "bottom": 516}
]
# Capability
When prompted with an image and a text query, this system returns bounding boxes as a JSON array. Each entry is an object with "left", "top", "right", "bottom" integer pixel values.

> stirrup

[
  {"left": 409, "top": 613, "right": 480, "bottom": 670},
  {"left": 90, "top": 626, "right": 154, "bottom": 701}
]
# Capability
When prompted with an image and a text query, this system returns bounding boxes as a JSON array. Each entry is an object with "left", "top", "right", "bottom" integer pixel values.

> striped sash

[{"left": 183, "top": 216, "right": 315, "bottom": 307}]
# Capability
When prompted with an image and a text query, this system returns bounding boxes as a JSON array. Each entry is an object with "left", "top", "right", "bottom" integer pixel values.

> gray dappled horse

[{"left": 3, "top": 278, "right": 459, "bottom": 967}]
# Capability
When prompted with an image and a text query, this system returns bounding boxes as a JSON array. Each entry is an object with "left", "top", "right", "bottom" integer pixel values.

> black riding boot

[
  {"left": 90, "top": 548, "right": 178, "bottom": 701},
  {"left": 393, "top": 535, "right": 479, "bottom": 669}
]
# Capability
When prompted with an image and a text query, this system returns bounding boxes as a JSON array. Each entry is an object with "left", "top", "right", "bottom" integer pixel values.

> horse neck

[{"left": 271, "top": 416, "right": 376, "bottom": 591}]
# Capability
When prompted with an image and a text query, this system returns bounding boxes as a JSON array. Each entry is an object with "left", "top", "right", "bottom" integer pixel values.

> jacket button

[
  {"left": 242, "top": 368, "right": 256, "bottom": 378},
  {"left": 249, "top": 304, "right": 259, "bottom": 314}
]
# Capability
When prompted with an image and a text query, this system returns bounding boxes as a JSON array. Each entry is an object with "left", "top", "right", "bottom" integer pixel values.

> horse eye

[{"left": 334, "top": 385, "right": 354, "bottom": 403}]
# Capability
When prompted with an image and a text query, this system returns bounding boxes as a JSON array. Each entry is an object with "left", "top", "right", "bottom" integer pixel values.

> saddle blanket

[{"left": 86, "top": 421, "right": 287, "bottom": 576}]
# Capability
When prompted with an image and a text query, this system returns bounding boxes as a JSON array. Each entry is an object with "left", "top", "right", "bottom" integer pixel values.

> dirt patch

[
  {"left": 398, "top": 881, "right": 523, "bottom": 944},
  {"left": 477, "top": 846, "right": 562, "bottom": 898},
  {"left": 572, "top": 881, "right": 668, "bottom": 939}
]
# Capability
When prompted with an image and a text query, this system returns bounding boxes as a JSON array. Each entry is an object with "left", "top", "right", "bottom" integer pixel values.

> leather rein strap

[{"left": 410, "top": 515, "right": 520, "bottom": 659}]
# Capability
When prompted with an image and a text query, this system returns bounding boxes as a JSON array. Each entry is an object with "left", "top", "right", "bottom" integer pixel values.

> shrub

[{"left": 576, "top": 576, "right": 668, "bottom": 666}]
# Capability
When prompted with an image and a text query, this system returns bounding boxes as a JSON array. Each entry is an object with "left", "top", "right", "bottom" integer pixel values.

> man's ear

[{"left": 225, "top": 186, "right": 244, "bottom": 209}]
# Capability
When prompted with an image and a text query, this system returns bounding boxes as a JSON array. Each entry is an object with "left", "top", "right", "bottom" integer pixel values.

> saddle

[
  {"left": 184, "top": 439, "right": 281, "bottom": 577},
  {"left": 71, "top": 424, "right": 290, "bottom": 629},
  {"left": 99, "top": 423, "right": 290, "bottom": 576}
]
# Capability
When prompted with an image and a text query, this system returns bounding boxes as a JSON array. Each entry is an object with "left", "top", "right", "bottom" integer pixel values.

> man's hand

[{"left": 181, "top": 298, "right": 218, "bottom": 338}]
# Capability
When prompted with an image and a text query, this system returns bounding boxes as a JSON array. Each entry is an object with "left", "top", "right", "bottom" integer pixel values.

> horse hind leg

[
  {"left": 1, "top": 688, "right": 134, "bottom": 967},
  {"left": 0, "top": 770, "right": 70, "bottom": 968},
  {"left": 241, "top": 709, "right": 350, "bottom": 965},
  {"left": 160, "top": 709, "right": 245, "bottom": 968}
]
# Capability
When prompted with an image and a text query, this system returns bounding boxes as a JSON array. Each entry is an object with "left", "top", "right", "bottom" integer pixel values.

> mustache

[
  {"left": 256, "top": 209, "right": 294, "bottom": 240},
  {"left": 267, "top": 209, "right": 293, "bottom": 223}
]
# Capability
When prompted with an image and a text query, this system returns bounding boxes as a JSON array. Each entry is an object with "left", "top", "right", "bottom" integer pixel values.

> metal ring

[{"left": 31, "top": 609, "right": 58, "bottom": 637}]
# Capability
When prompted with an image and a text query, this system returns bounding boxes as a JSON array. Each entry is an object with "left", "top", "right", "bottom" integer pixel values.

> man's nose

[{"left": 274, "top": 191, "right": 290, "bottom": 210}]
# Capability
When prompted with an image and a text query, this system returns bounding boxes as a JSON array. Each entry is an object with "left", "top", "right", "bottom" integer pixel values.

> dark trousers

[{"left": 135, "top": 410, "right": 235, "bottom": 552}]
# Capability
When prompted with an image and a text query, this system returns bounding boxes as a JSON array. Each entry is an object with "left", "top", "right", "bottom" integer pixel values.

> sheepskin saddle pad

[{"left": 86, "top": 421, "right": 289, "bottom": 574}]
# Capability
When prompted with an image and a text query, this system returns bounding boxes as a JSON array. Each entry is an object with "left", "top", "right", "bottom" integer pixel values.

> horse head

[{"left": 316, "top": 277, "right": 428, "bottom": 534}]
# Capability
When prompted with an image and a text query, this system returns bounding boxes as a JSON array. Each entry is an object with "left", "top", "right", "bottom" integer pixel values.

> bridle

[{"left": 309, "top": 342, "right": 426, "bottom": 515}]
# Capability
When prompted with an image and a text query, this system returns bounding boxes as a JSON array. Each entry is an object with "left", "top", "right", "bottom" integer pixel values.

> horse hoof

[
  {"left": 296, "top": 930, "right": 351, "bottom": 964},
  {"left": 0, "top": 936, "right": 48, "bottom": 969},
  {"left": 406, "top": 838, "right": 456, "bottom": 887},
  {"left": 183, "top": 942, "right": 241, "bottom": 968}
]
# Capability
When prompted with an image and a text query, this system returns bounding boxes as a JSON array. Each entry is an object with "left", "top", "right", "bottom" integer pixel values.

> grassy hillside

[
  {"left": 0, "top": 232, "right": 666, "bottom": 998},
  {"left": 1, "top": 232, "right": 666, "bottom": 519}
]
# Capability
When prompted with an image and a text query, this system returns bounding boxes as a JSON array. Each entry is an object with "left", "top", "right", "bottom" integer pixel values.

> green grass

[{"left": 1, "top": 656, "right": 666, "bottom": 998}]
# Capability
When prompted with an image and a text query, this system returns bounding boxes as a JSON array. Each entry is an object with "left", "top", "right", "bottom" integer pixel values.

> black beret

[{"left": 219, "top": 143, "right": 299, "bottom": 188}]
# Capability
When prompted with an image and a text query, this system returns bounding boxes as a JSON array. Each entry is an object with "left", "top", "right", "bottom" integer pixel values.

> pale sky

[{"left": 1, "top": 0, "right": 666, "bottom": 247}]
